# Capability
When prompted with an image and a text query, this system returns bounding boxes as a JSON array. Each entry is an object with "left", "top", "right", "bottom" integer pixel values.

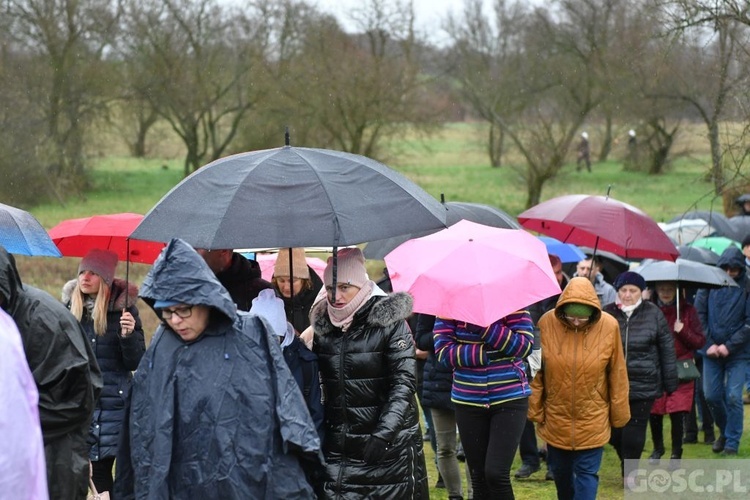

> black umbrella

[
  {"left": 363, "top": 201, "right": 520, "bottom": 260},
  {"left": 728, "top": 216, "right": 750, "bottom": 244},
  {"left": 132, "top": 146, "right": 448, "bottom": 249},
  {"left": 633, "top": 258, "right": 737, "bottom": 316},
  {"left": 677, "top": 245, "right": 720, "bottom": 266},
  {"left": 668, "top": 210, "right": 739, "bottom": 241}
]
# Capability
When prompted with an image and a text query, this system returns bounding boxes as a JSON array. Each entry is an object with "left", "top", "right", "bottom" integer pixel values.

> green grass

[{"left": 16, "top": 121, "right": 750, "bottom": 499}]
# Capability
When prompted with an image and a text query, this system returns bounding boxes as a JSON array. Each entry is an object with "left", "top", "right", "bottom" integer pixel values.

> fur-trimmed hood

[
  {"left": 62, "top": 277, "right": 139, "bottom": 312},
  {"left": 311, "top": 290, "right": 413, "bottom": 336}
]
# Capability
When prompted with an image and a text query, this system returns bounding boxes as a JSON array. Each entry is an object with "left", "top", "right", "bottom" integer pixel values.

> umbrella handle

[
  {"left": 125, "top": 238, "right": 131, "bottom": 309},
  {"left": 588, "top": 236, "right": 601, "bottom": 281}
]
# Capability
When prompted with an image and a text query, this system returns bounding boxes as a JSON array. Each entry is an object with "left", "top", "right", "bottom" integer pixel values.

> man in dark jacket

[
  {"left": 694, "top": 246, "right": 750, "bottom": 455},
  {"left": 115, "top": 239, "right": 322, "bottom": 499},
  {"left": 195, "top": 248, "right": 271, "bottom": 311},
  {"left": 0, "top": 245, "right": 102, "bottom": 500}
]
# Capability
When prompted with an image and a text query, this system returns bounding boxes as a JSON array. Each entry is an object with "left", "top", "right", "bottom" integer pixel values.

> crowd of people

[{"left": 2, "top": 227, "right": 749, "bottom": 499}]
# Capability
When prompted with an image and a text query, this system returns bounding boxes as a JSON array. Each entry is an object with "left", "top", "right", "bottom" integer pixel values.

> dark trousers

[
  {"left": 610, "top": 399, "right": 654, "bottom": 476},
  {"left": 91, "top": 456, "right": 116, "bottom": 493},
  {"left": 519, "top": 419, "right": 540, "bottom": 468},
  {"left": 649, "top": 412, "right": 686, "bottom": 457},
  {"left": 455, "top": 398, "right": 528, "bottom": 500}
]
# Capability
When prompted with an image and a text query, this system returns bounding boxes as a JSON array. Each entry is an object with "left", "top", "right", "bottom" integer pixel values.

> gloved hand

[
  {"left": 251, "top": 289, "right": 287, "bottom": 337},
  {"left": 362, "top": 435, "right": 389, "bottom": 464}
]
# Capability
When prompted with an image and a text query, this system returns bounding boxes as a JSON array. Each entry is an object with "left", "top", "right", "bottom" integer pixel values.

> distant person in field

[
  {"left": 735, "top": 194, "right": 750, "bottom": 216},
  {"left": 577, "top": 131, "right": 591, "bottom": 172}
]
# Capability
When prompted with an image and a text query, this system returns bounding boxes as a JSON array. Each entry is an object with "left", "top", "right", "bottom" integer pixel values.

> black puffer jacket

[
  {"left": 311, "top": 291, "right": 429, "bottom": 499},
  {"left": 414, "top": 313, "right": 454, "bottom": 411},
  {"left": 605, "top": 300, "right": 678, "bottom": 400},
  {"left": 62, "top": 278, "right": 146, "bottom": 461}
]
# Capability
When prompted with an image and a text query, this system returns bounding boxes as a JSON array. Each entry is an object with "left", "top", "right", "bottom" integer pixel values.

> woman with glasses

[
  {"left": 114, "top": 239, "right": 323, "bottom": 499},
  {"left": 62, "top": 248, "right": 145, "bottom": 495},
  {"left": 604, "top": 271, "right": 678, "bottom": 476},
  {"left": 529, "top": 276, "right": 630, "bottom": 500}
]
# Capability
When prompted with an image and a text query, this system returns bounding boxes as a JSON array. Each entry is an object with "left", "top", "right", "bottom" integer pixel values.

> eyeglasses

[
  {"left": 565, "top": 315, "right": 590, "bottom": 323},
  {"left": 161, "top": 305, "right": 193, "bottom": 320}
]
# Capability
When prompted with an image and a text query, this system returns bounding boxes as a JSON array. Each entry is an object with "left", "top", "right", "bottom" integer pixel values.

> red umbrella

[
  {"left": 384, "top": 220, "right": 561, "bottom": 326},
  {"left": 48, "top": 213, "right": 165, "bottom": 264},
  {"left": 517, "top": 194, "right": 679, "bottom": 261}
]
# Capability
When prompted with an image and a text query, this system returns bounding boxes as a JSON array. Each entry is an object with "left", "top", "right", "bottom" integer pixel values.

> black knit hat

[{"left": 613, "top": 271, "right": 646, "bottom": 291}]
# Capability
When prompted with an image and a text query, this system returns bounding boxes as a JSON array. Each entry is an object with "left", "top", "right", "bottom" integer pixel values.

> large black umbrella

[
  {"left": 633, "top": 258, "right": 737, "bottom": 316},
  {"left": 677, "top": 244, "right": 720, "bottom": 266},
  {"left": 132, "top": 146, "right": 448, "bottom": 249},
  {"left": 668, "top": 210, "right": 739, "bottom": 241},
  {"left": 728, "top": 215, "right": 750, "bottom": 244},
  {"left": 363, "top": 201, "right": 520, "bottom": 260}
]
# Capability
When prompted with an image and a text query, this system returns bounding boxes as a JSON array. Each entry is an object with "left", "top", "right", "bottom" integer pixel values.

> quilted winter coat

[
  {"left": 311, "top": 290, "right": 429, "bottom": 499},
  {"left": 529, "top": 277, "right": 631, "bottom": 450}
]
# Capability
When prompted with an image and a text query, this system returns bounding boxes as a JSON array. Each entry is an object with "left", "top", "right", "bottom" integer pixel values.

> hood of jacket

[
  {"left": 0, "top": 246, "right": 23, "bottom": 312},
  {"left": 62, "top": 277, "right": 139, "bottom": 311},
  {"left": 139, "top": 238, "right": 237, "bottom": 325},
  {"left": 718, "top": 246, "right": 746, "bottom": 276},
  {"left": 311, "top": 289, "right": 413, "bottom": 336},
  {"left": 554, "top": 276, "right": 603, "bottom": 327}
]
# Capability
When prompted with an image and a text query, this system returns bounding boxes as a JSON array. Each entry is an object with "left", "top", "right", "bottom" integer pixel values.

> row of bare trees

[{"left": 1, "top": 0, "right": 749, "bottom": 207}]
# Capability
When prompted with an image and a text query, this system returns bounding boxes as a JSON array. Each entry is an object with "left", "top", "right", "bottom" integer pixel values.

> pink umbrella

[
  {"left": 384, "top": 220, "right": 561, "bottom": 326},
  {"left": 254, "top": 253, "right": 326, "bottom": 281}
]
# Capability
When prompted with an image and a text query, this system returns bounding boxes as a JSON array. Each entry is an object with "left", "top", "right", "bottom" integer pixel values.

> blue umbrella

[
  {"left": 0, "top": 202, "right": 61, "bottom": 257},
  {"left": 538, "top": 236, "right": 586, "bottom": 263}
]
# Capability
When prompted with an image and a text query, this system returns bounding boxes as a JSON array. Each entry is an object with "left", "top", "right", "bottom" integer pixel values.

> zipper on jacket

[
  {"left": 335, "top": 334, "right": 348, "bottom": 498},
  {"left": 571, "top": 330, "right": 578, "bottom": 449}
]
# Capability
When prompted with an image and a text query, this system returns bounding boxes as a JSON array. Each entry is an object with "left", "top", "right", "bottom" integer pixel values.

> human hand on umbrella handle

[
  {"left": 673, "top": 319, "right": 684, "bottom": 334},
  {"left": 120, "top": 310, "right": 136, "bottom": 337}
]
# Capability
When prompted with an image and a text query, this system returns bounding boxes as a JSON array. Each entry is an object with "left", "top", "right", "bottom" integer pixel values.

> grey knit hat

[{"left": 79, "top": 249, "right": 118, "bottom": 287}]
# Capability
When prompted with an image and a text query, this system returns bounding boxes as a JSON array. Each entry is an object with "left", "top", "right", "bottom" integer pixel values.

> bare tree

[
  {"left": 121, "top": 0, "right": 269, "bottom": 175},
  {"left": 7, "top": 0, "right": 121, "bottom": 190}
]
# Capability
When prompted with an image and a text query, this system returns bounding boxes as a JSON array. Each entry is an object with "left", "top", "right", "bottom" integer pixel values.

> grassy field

[{"left": 14, "top": 121, "right": 750, "bottom": 499}]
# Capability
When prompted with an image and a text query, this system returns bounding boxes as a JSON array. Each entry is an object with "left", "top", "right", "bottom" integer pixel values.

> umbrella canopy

[
  {"left": 48, "top": 213, "right": 165, "bottom": 264},
  {"left": 364, "top": 201, "right": 520, "bottom": 260},
  {"left": 254, "top": 252, "right": 326, "bottom": 282},
  {"left": 659, "top": 219, "right": 717, "bottom": 245},
  {"left": 677, "top": 245, "right": 720, "bottom": 266},
  {"left": 131, "top": 146, "right": 447, "bottom": 249},
  {"left": 728, "top": 216, "right": 750, "bottom": 243},
  {"left": 0, "top": 202, "right": 61, "bottom": 257},
  {"left": 518, "top": 194, "right": 679, "bottom": 261},
  {"left": 668, "top": 211, "right": 739, "bottom": 241},
  {"left": 688, "top": 236, "right": 740, "bottom": 256},
  {"left": 632, "top": 258, "right": 738, "bottom": 289},
  {"left": 538, "top": 236, "right": 587, "bottom": 263},
  {"left": 384, "top": 220, "right": 561, "bottom": 326}
]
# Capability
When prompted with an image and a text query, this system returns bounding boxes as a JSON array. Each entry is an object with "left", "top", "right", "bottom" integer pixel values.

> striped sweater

[{"left": 434, "top": 311, "right": 534, "bottom": 408}]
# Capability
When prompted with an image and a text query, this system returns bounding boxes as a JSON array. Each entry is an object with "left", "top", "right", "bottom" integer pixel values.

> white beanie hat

[{"left": 324, "top": 248, "right": 368, "bottom": 288}]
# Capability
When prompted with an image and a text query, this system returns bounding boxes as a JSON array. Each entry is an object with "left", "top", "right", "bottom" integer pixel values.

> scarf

[
  {"left": 616, "top": 297, "right": 642, "bottom": 318},
  {"left": 328, "top": 280, "right": 383, "bottom": 332},
  {"left": 279, "top": 323, "right": 295, "bottom": 349}
]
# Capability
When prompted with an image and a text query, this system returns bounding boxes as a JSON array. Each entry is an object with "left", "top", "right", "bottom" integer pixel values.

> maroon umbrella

[{"left": 517, "top": 194, "right": 679, "bottom": 261}]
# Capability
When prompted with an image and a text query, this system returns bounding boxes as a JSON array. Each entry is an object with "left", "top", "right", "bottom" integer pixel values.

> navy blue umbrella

[{"left": 0, "top": 203, "right": 61, "bottom": 257}]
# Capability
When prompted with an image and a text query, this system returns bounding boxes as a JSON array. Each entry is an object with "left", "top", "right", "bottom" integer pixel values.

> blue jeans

[
  {"left": 703, "top": 355, "right": 747, "bottom": 451},
  {"left": 547, "top": 445, "right": 603, "bottom": 500}
]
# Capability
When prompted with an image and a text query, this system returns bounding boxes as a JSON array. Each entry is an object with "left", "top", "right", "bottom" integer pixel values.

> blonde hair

[{"left": 70, "top": 278, "right": 111, "bottom": 336}]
